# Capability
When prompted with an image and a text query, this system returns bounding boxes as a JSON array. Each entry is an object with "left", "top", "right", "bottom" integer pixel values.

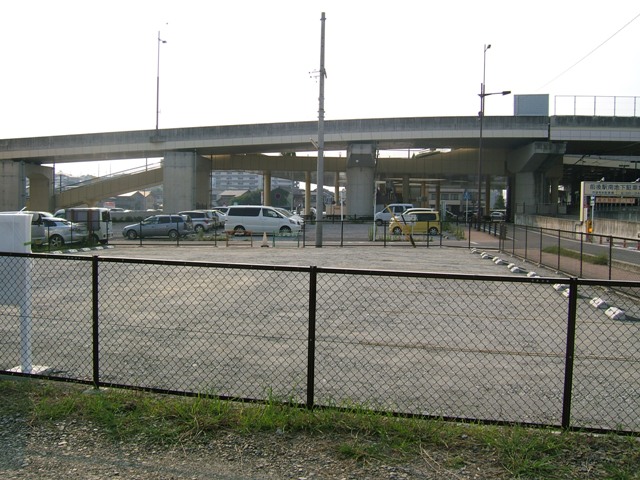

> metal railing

[
  {"left": 1, "top": 252, "right": 638, "bottom": 434},
  {"left": 554, "top": 95, "right": 639, "bottom": 117},
  {"left": 106, "top": 218, "right": 502, "bottom": 250},
  {"left": 500, "top": 223, "right": 640, "bottom": 283}
]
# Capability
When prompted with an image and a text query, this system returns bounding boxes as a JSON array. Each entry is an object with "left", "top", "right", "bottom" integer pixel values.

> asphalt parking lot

[{"left": 80, "top": 233, "right": 556, "bottom": 277}]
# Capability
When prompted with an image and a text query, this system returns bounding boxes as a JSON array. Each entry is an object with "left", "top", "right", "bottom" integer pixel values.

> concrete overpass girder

[{"left": 507, "top": 141, "right": 567, "bottom": 173}]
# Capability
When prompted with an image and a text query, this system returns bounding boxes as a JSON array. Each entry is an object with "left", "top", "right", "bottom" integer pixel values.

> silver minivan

[{"left": 223, "top": 205, "right": 302, "bottom": 234}]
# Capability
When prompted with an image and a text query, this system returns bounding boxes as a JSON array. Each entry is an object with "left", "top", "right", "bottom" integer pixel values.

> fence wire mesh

[
  {"left": 1, "top": 252, "right": 638, "bottom": 433},
  {"left": 314, "top": 273, "right": 570, "bottom": 425}
]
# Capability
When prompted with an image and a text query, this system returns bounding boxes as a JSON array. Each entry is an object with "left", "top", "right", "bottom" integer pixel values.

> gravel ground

[{"left": 0, "top": 402, "right": 496, "bottom": 480}]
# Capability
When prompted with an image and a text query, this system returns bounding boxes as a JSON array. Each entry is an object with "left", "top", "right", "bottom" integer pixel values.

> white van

[
  {"left": 223, "top": 205, "right": 302, "bottom": 234},
  {"left": 54, "top": 207, "right": 114, "bottom": 244},
  {"left": 374, "top": 203, "right": 414, "bottom": 225}
]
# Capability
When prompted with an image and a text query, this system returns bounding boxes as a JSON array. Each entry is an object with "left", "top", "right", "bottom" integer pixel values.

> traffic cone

[{"left": 261, "top": 232, "right": 269, "bottom": 247}]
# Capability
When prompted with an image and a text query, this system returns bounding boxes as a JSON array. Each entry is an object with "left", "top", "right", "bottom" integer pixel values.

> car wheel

[
  {"left": 233, "top": 226, "right": 245, "bottom": 233},
  {"left": 392, "top": 226, "right": 403, "bottom": 235},
  {"left": 194, "top": 224, "right": 204, "bottom": 233},
  {"left": 88, "top": 233, "right": 100, "bottom": 245},
  {"left": 375, "top": 219, "right": 383, "bottom": 226},
  {"left": 49, "top": 235, "right": 64, "bottom": 248},
  {"left": 279, "top": 226, "right": 291, "bottom": 233},
  {"left": 126, "top": 230, "right": 138, "bottom": 240},
  {"left": 168, "top": 229, "right": 179, "bottom": 240},
  {"left": 428, "top": 227, "right": 439, "bottom": 235}
]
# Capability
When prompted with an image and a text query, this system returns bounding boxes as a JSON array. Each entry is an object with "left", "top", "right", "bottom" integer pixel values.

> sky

[{"left": 1, "top": 1, "right": 638, "bottom": 177}]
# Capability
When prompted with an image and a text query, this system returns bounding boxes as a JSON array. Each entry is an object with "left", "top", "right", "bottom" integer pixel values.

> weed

[{"left": 3, "top": 379, "right": 639, "bottom": 477}]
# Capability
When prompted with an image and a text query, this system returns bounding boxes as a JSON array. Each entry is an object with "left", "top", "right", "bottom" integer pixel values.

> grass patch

[
  {"left": 2, "top": 378, "right": 639, "bottom": 478},
  {"left": 543, "top": 245, "right": 609, "bottom": 265}
]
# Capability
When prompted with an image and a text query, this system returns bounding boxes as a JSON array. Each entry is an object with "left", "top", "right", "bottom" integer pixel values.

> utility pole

[
  {"left": 315, "top": 12, "right": 326, "bottom": 247},
  {"left": 156, "top": 30, "right": 167, "bottom": 131}
]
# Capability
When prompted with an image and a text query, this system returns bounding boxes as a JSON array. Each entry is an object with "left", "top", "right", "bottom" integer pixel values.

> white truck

[{"left": 54, "top": 207, "right": 114, "bottom": 244}]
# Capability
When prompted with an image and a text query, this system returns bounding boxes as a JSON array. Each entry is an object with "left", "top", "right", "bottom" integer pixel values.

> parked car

[
  {"left": 490, "top": 211, "right": 506, "bottom": 221},
  {"left": 389, "top": 209, "right": 441, "bottom": 235},
  {"left": 178, "top": 210, "right": 216, "bottom": 233},
  {"left": 42, "top": 217, "right": 89, "bottom": 248},
  {"left": 0, "top": 210, "right": 56, "bottom": 245},
  {"left": 54, "top": 207, "right": 114, "bottom": 244},
  {"left": 206, "top": 209, "right": 226, "bottom": 228},
  {"left": 274, "top": 207, "right": 305, "bottom": 226},
  {"left": 122, "top": 214, "right": 193, "bottom": 240},
  {"left": 374, "top": 203, "right": 414, "bottom": 225},
  {"left": 223, "top": 205, "right": 302, "bottom": 234}
]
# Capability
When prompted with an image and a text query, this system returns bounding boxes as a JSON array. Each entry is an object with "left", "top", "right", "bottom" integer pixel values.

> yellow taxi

[{"left": 389, "top": 208, "right": 441, "bottom": 235}]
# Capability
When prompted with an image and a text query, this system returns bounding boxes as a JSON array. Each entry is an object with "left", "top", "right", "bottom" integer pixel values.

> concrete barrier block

[
  {"left": 605, "top": 307, "right": 626, "bottom": 321},
  {"left": 589, "top": 297, "right": 608, "bottom": 309}
]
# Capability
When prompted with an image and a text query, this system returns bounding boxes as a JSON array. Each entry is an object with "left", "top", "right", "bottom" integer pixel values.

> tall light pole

[
  {"left": 155, "top": 30, "right": 167, "bottom": 131},
  {"left": 476, "top": 44, "right": 510, "bottom": 223}
]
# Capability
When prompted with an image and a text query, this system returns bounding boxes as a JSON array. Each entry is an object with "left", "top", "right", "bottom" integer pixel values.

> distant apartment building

[{"left": 211, "top": 171, "right": 297, "bottom": 204}]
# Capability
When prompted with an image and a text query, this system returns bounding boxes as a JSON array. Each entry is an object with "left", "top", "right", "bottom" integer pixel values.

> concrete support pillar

[
  {"left": 420, "top": 182, "right": 427, "bottom": 208},
  {"left": 401, "top": 175, "right": 410, "bottom": 204},
  {"left": 346, "top": 144, "right": 376, "bottom": 217},
  {"left": 334, "top": 172, "right": 340, "bottom": 204},
  {"left": 24, "top": 164, "right": 54, "bottom": 212},
  {"left": 0, "top": 161, "right": 26, "bottom": 211},
  {"left": 514, "top": 172, "right": 537, "bottom": 214},
  {"left": 304, "top": 172, "right": 311, "bottom": 216},
  {"left": 163, "top": 151, "right": 210, "bottom": 213},
  {"left": 263, "top": 171, "right": 272, "bottom": 206},
  {"left": 435, "top": 182, "right": 441, "bottom": 211}
]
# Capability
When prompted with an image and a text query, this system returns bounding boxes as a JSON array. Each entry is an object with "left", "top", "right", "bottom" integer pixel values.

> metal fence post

[
  {"left": 579, "top": 231, "right": 584, "bottom": 278},
  {"left": 524, "top": 225, "right": 528, "bottom": 262},
  {"left": 92, "top": 255, "right": 100, "bottom": 390},
  {"left": 306, "top": 266, "right": 317, "bottom": 409},
  {"left": 608, "top": 236, "right": 613, "bottom": 280},
  {"left": 539, "top": 226, "right": 543, "bottom": 266},
  {"left": 302, "top": 223, "right": 306, "bottom": 248},
  {"left": 340, "top": 220, "right": 344, "bottom": 247},
  {"left": 561, "top": 277, "right": 578, "bottom": 429},
  {"left": 383, "top": 221, "right": 387, "bottom": 247},
  {"left": 557, "top": 230, "right": 561, "bottom": 271}
]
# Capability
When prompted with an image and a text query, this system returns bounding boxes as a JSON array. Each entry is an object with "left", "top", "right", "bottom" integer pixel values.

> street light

[
  {"left": 155, "top": 30, "right": 167, "bottom": 131},
  {"left": 477, "top": 44, "right": 510, "bottom": 224}
]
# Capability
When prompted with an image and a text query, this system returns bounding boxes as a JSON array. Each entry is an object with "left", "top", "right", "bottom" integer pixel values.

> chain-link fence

[{"left": 1, "top": 252, "right": 638, "bottom": 434}]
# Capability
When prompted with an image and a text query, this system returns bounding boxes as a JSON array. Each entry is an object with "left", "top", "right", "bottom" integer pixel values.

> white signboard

[
  {"left": 579, "top": 181, "right": 640, "bottom": 222},
  {"left": 582, "top": 181, "right": 640, "bottom": 198}
]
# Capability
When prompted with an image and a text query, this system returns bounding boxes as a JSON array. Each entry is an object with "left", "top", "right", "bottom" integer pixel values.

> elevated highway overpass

[{"left": 1, "top": 115, "right": 639, "bottom": 216}]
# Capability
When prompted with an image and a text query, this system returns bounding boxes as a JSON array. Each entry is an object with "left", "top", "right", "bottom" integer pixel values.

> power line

[{"left": 537, "top": 11, "right": 640, "bottom": 90}]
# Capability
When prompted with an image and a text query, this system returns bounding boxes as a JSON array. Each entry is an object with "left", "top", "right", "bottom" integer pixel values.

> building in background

[{"left": 211, "top": 171, "right": 297, "bottom": 205}]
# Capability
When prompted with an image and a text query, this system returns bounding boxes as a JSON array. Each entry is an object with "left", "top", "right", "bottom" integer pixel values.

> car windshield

[{"left": 276, "top": 208, "right": 292, "bottom": 217}]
